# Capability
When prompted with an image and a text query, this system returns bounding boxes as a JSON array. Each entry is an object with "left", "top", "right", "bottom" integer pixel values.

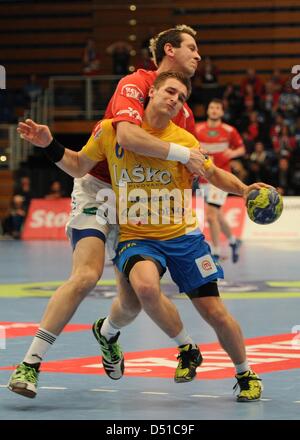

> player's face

[
  {"left": 150, "top": 78, "right": 188, "bottom": 118},
  {"left": 207, "top": 102, "right": 224, "bottom": 121},
  {"left": 173, "top": 33, "right": 200, "bottom": 77}
]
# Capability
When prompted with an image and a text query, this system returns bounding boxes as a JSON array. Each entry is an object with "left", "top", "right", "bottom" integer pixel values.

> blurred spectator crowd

[
  {"left": 190, "top": 64, "right": 300, "bottom": 196},
  {"left": 1, "top": 176, "right": 66, "bottom": 239},
  {"left": 1, "top": 55, "right": 300, "bottom": 239}
]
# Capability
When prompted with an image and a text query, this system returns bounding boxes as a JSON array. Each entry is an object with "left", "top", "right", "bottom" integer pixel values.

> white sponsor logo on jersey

[
  {"left": 116, "top": 107, "right": 142, "bottom": 121},
  {"left": 120, "top": 84, "right": 145, "bottom": 103},
  {"left": 113, "top": 165, "right": 172, "bottom": 186},
  {"left": 200, "top": 141, "right": 229, "bottom": 153},
  {"left": 183, "top": 106, "right": 190, "bottom": 118}
]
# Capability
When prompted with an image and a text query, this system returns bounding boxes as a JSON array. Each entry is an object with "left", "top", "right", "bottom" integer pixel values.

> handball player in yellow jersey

[{"left": 13, "top": 72, "right": 270, "bottom": 401}]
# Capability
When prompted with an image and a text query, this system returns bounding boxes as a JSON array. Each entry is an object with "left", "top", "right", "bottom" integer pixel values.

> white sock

[
  {"left": 229, "top": 236, "right": 236, "bottom": 245},
  {"left": 23, "top": 328, "right": 57, "bottom": 364},
  {"left": 235, "top": 360, "right": 250, "bottom": 374},
  {"left": 173, "top": 328, "right": 196, "bottom": 348},
  {"left": 100, "top": 317, "right": 121, "bottom": 340}
]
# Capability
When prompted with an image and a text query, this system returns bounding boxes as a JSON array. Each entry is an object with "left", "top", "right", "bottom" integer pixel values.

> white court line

[
  {"left": 90, "top": 388, "right": 119, "bottom": 393},
  {"left": 293, "top": 400, "right": 300, "bottom": 403},
  {"left": 40, "top": 386, "right": 67, "bottom": 390},
  {"left": 141, "top": 391, "right": 169, "bottom": 395},
  {"left": 0, "top": 384, "right": 276, "bottom": 402}
]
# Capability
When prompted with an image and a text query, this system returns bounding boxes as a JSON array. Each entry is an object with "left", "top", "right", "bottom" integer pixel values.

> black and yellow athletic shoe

[
  {"left": 234, "top": 370, "right": 263, "bottom": 402},
  {"left": 175, "top": 344, "right": 203, "bottom": 383}
]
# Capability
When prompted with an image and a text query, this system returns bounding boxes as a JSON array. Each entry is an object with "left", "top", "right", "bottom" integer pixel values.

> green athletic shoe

[
  {"left": 175, "top": 344, "right": 203, "bottom": 383},
  {"left": 92, "top": 318, "right": 124, "bottom": 380},
  {"left": 7, "top": 362, "right": 39, "bottom": 399},
  {"left": 233, "top": 370, "right": 263, "bottom": 402}
]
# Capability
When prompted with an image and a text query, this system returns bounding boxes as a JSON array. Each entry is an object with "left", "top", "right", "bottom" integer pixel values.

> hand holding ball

[{"left": 246, "top": 187, "right": 283, "bottom": 225}]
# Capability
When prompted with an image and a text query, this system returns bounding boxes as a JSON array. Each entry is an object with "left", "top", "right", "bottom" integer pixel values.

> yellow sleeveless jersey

[{"left": 81, "top": 119, "right": 199, "bottom": 241}]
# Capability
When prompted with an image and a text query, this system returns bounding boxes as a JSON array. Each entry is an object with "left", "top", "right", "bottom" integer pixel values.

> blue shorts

[{"left": 115, "top": 232, "right": 224, "bottom": 293}]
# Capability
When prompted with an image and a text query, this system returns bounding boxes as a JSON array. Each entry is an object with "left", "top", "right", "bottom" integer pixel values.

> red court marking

[
  {"left": 1, "top": 332, "right": 300, "bottom": 379},
  {"left": 0, "top": 322, "right": 90, "bottom": 338}
]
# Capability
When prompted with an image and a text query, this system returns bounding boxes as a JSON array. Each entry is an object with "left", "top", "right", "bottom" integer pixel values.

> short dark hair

[
  {"left": 153, "top": 71, "right": 192, "bottom": 99},
  {"left": 149, "top": 25, "right": 197, "bottom": 67},
  {"left": 208, "top": 98, "right": 223, "bottom": 107}
]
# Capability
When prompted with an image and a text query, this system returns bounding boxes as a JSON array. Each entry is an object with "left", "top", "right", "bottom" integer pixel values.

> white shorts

[
  {"left": 204, "top": 183, "right": 228, "bottom": 207},
  {"left": 65, "top": 174, "right": 119, "bottom": 258}
]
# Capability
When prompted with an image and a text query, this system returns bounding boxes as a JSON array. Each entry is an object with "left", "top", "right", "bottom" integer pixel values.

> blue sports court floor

[{"left": 0, "top": 239, "right": 300, "bottom": 421}]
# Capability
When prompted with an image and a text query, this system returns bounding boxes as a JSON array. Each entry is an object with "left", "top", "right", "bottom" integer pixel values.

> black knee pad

[
  {"left": 123, "top": 255, "right": 165, "bottom": 281},
  {"left": 123, "top": 255, "right": 147, "bottom": 280},
  {"left": 185, "top": 280, "right": 219, "bottom": 299}
]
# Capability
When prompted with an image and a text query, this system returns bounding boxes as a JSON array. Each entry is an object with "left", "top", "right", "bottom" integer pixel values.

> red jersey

[
  {"left": 195, "top": 121, "right": 244, "bottom": 171},
  {"left": 88, "top": 69, "right": 196, "bottom": 181}
]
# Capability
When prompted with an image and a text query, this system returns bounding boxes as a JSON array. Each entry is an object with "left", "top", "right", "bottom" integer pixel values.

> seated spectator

[
  {"left": 246, "top": 160, "right": 265, "bottom": 184},
  {"left": 278, "top": 81, "right": 300, "bottom": 125},
  {"left": 246, "top": 159, "right": 272, "bottom": 185},
  {"left": 250, "top": 141, "right": 268, "bottom": 164},
  {"left": 241, "top": 83, "right": 260, "bottom": 111},
  {"left": 106, "top": 40, "right": 132, "bottom": 75},
  {"left": 272, "top": 124, "right": 296, "bottom": 157},
  {"left": 230, "top": 159, "right": 248, "bottom": 183},
  {"left": 241, "top": 68, "right": 264, "bottom": 99},
  {"left": 241, "top": 131, "right": 255, "bottom": 155},
  {"left": 197, "top": 56, "right": 219, "bottom": 86},
  {"left": 44, "top": 180, "right": 65, "bottom": 200},
  {"left": 270, "top": 113, "right": 285, "bottom": 138},
  {"left": 2, "top": 195, "right": 26, "bottom": 239},
  {"left": 222, "top": 98, "right": 235, "bottom": 124},
  {"left": 14, "top": 175, "right": 32, "bottom": 213},
  {"left": 82, "top": 38, "right": 101, "bottom": 75},
  {"left": 222, "top": 83, "right": 243, "bottom": 116},
  {"left": 270, "top": 154, "right": 292, "bottom": 195},
  {"left": 270, "top": 68, "right": 286, "bottom": 93},
  {"left": 262, "top": 80, "right": 280, "bottom": 116},
  {"left": 247, "top": 111, "right": 260, "bottom": 141}
]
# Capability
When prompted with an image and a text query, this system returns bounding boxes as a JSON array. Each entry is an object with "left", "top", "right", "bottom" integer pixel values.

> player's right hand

[{"left": 17, "top": 119, "right": 53, "bottom": 147}]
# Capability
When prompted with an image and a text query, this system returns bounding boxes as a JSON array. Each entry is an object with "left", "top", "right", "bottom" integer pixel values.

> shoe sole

[
  {"left": 174, "top": 376, "right": 196, "bottom": 383},
  {"left": 8, "top": 384, "right": 36, "bottom": 399},
  {"left": 92, "top": 322, "right": 125, "bottom": 380},
  {"left": 236, "top": 396, "right": 261, "bottom": 402}
]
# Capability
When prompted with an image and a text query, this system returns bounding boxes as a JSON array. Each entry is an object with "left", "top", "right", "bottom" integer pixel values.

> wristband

[
  {"left": 203, "top": 155, "right": 213, "bottom": 170},
  {"left": 167, "top": 143, "right": 191, "bottom": 164},
  {"left": 44, "top": 138, "right": 65, "bottom": 163}
]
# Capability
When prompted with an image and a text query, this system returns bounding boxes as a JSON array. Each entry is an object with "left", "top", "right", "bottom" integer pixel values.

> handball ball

[{"left": 246, "top": 187, "right": 283, "bottom": 225}]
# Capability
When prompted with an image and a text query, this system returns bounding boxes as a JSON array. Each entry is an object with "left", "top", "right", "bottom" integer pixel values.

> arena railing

[
  {"left": 3, "top": 91, "right": 49, "bottom": 171},
  {"left": 48, "top": 75, "right": 122, "bottom": 123}
]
